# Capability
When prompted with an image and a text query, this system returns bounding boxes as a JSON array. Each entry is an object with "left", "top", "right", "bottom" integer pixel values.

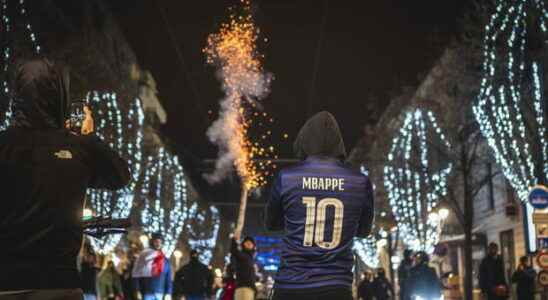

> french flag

[{"left": 131, "top": 248, "right": 165, "bottom": 278}]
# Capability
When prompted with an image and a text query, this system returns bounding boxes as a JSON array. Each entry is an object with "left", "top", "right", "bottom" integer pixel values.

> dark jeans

[{"left": 272, "top": 287, "right": 352, "bottom": 300}]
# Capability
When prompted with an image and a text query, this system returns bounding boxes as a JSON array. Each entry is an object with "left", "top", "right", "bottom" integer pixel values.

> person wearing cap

[
  {"left": 231, "top": 233, "right": 257, "bottom": 300},
  {"left": 173, "top": 249, "right": 213, "bottom": 300},
  {"left": 132, "top": 233, "right": 173, "bottom": 300}
]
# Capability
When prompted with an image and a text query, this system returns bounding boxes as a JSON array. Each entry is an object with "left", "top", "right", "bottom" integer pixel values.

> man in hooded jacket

[
  {"left": 173, "top": 249, "right": 213, "bottom": 300},
  {"left": 0, "top": 59, "right": 130, "bottom": 299},
  {"left": 266, "top": 111, "right": 375, "bottom": 300}
]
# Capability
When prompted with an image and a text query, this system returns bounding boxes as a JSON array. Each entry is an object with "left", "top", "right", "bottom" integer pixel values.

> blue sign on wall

[
  {"left": 254, "top": 236, "right": 282, "bottom": 272},
  {"left": 529, "top": 185, "right": 548, "bottom": 209}
]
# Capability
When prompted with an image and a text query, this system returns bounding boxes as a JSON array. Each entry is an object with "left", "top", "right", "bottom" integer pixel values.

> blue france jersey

[{"left": 266, "top": 157, "right": 374, "bottom": 290}]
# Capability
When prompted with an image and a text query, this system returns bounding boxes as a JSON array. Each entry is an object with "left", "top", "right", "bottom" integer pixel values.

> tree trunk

[
  {"left": 463, "top": 206, "right": 474, "bottom": 300},
  {"left": 462, "top": 142, "right": 475, "bottom": 300}
]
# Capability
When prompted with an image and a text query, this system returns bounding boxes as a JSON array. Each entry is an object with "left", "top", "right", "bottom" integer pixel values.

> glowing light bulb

[{"left": 439, "top": 208, "right": 450, "bottom": 220}]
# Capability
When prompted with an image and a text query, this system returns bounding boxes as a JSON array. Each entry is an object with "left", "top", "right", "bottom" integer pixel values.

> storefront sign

[
  {"left": 538, "top": 238, "right": 548, "bottom": 250},
  {"left": 538, "top": 251, "right": 548, "bottom": 269},
  {"left": 538, "top": 270, "right": 548, "bottom": 287},
  {"left": 533, "top": 213, "right": 548, "bottom": 224},
  {"left": 529, "top": 185, "right": 548, "bottom": 209}
]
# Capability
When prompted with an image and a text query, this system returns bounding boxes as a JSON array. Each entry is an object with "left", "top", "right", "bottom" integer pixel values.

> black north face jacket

[{"left": 0, "top": 59, "right": 130, "bottom": 290}]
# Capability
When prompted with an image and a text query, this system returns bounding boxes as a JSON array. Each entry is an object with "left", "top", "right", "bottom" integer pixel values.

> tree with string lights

[
  {"left": 354, "top": 234, "right": 380, "bottom": 269},
  {"left": 86, "top": 91, "right": 145, "bottom": 254},
  {"left": 139, "top": 147, "right": 188, "bottom": 257},
  {"left": 0, "top": 0, "right": 41, "bottom": 130},
  {"left": 474, "top": 0, "right": 548, "bottom": 199},
  {"left": 353, "top": 167, "right": 381, "bottom": 271},
  {"left": 182, "top": 202, "right": 221, "bottom": 264},
  {"left": 384, "top": 109, "right": 453, "bottom": 254}
]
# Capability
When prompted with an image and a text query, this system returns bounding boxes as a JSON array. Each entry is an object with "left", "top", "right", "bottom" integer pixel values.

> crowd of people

[
  {"left": 77, "top": 233, "right": 274, "bottom": 300},
  {"left": 357, "top": 250, "right": 441, "bottom": 300},
  {"left": 79, "top": 234, "right": 172, "bottom": 300},
  {"left": 355, "top": 242, "right": 538, "bottom": 300},
  {"left": 79, "top": 238, "right": 541, "bottom": 300},
  {"left": 479, "top": 242, "right": 536, "bottom": 300}
]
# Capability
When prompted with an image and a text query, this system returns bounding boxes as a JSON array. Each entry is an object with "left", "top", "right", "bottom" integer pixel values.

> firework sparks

[
  {"left": 204, "top": 0, "right": 274, "bottom": 190},
  {"left": 204, "top": 0, "right": 274, "bottom": 236}
]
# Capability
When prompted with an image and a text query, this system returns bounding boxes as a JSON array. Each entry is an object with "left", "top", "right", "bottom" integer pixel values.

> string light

[
  {"left": 186, "top": 203, "right": 221, "bottom": 264},
  {"left": 18, "top": 0, "right": 40, "bottom": 54},
  {"left": 384, "top": 109, "right": 452, "bottom": 253},
  {"left": 0, "top": 0, "right": 41, "bottom": 130},
  {"left": 474, "top": 0, "right": 548, "bottom": 201},
  {"left": 140, "top": 147, "right": 187, "bottom": 257},
  {"left": 354, "top": 235, "right": 380, "bottom": 269},
  {"left": 354, "top": 166, "right": 379, "bottom": 268},
  {"left": 87, "top": 91, "right": 145, "bottom": 254}
]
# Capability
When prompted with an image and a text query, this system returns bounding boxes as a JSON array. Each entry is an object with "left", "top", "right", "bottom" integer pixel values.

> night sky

[{"left": 110, "top": 0, "right": 466, "bottom": 160}]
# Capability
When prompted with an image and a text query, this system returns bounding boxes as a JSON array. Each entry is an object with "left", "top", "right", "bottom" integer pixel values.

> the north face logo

[{"left": 54, "top": 150, "right": 73, "bottom": 159}]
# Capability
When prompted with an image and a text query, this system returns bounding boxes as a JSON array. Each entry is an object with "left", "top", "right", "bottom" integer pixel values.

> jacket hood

[
  {"left": 11, "top": 59, "right": 70, "bottom": 129},
  {"left": 293, "top": 111, "right": 346, "bottom": 159}
]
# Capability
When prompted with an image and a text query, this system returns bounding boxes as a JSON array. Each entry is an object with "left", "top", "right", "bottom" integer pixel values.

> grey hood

[{"left": 293, "top": 111, "right": 346, "bottom": 159}]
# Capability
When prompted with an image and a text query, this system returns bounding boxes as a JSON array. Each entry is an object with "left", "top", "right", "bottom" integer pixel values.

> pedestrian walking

[
  {"left": 408, "top": 252, "right": 441, "bottom": 300},
  {"left": 397, "top": 249, "right": 414, "bottom": 300},
  {"left": 220, "top": 263, "right": 237, "bottom": 300},
  {"left": 357, "top": 271, "right": 374, "bottom": 300},
  {"left": 173, "top": 249, "right": 213, "bottom": 300},
  {"left": 511, "top": 256, "right": 536, "bottom": 300},
  {"left": 98, "top": 260, "right": 124, "bottom": 300},
  {"left": 372, "top": 268, "right": 394, "bottom": 300},
  {"left": 80, "top": 250, "right": 100, "bottom": 300},
  {"left": 132, "top": 233, "right": 173, "bottom": 300},
  {"left": 479, "top": 243, "right": 509, "bottom": 300},
  {"left": 121, "top": 249, "right": 138, "bottom": 300}
]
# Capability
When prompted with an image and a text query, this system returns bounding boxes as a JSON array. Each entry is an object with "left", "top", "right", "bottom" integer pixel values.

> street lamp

[
  {"left": 428, "top": 211, "right": 440, "bottom": 223},
  {"left": 439, "top": 208, "right": 450, "bottom": 220}
]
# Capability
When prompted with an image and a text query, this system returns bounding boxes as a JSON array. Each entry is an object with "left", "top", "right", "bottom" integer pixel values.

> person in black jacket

[
  {"left": 408, "top": 252, "right": 441, "bottom": 300},
  {"left": 372, "top": 268, "right": 394, "bottom": 300},
  {"left": 479, "top": 243, "right": 509, "bottom": 300},
  {"left": 231, "top": 234, "right": 257, "bottom": 300},
  {"left": 80, "top": 249, "right": 100, "bottom": 300},
  {"left": 511, "top": 256, "right": 536, "bottom": 300},
  {"left": 0, "top": 59, "right": 130, "bottom": 299},
  {"left": 397, "top": 249, "right": 414, "bottom": 300},
  {"left": 357, "top": 271, "right": 374, "bottom": 300},
  {"left": 173, "top": 249, "right": 213, "bottom": 300}
]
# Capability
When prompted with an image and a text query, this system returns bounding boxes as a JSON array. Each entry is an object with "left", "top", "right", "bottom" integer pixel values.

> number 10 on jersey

[{"left": 302, "top": 197, "right": 344, "bottom": 249}]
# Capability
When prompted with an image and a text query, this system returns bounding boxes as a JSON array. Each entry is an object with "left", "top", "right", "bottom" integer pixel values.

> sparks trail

[{"left": 203, "top": 0, "right": 275, "bottom": 237}]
